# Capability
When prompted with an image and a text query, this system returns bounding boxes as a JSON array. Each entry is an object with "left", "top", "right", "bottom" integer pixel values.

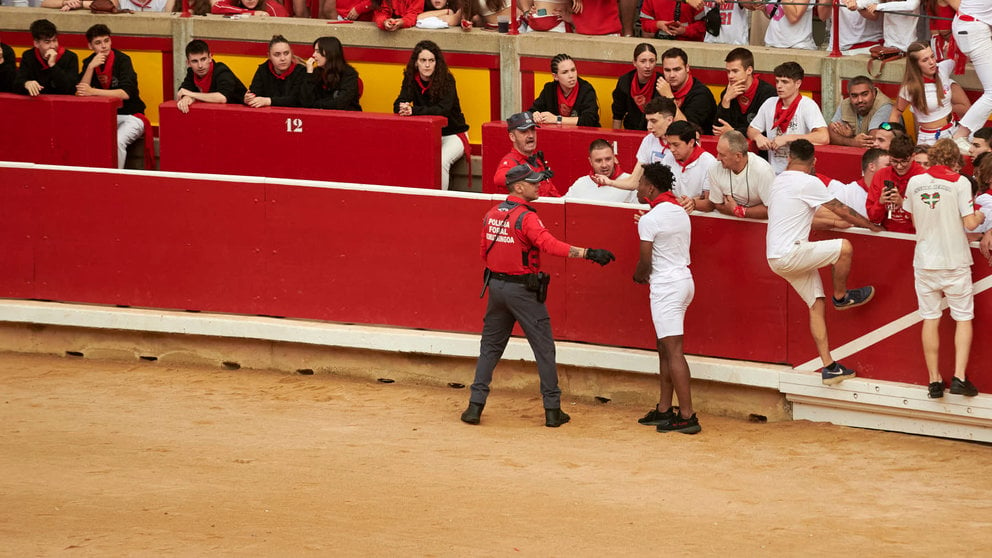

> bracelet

[{"left": 733, "top": 205, "right": 746, "bottom": 218}]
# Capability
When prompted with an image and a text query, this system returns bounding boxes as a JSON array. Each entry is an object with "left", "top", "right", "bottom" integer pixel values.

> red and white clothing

[
  {"left": 335, "top": 0, "right": 374, "bottom": 20},
  {"left": 565, "top": 172, "right": 637, "bottom": 203},
  {"left": 953, "top": 1, "right": 992, "bottom": 135},
  {"left": 855, "top": 0, "right": 921, "bottom": 53},
  {"left": 764, "top": 0, "right": 817, "bottom": 50},
  {"left": 825, "top": 3, "right": 883, "bottom": 52},
  {"left": 974, "top": 189, "right": 992, "bottom": 233},
  {"left": 672, "top": 146, "right": 716, "bottom": 199},
  {"left": 211, "top": 0, "right": 289, "bottom": 16},
  {"left": 639, "top": 0, "right": 705, "bottom": 41},
  {"left": 635, "top": 133, "right": 677, "bottom": 170},
  {"left": 639, "top": 192, "right": 693, "bottom": 338},
  {"left": 374, "top": 0, "right": 423, "bottom": 29},
  {"left": 704, "top": 1, "right": 750, "bottom": 45},
  {"left": 866, "top": 162, "right": 926, "bottom": 233},
  {"left": 481, "top": 195, "right": 570, "bottom": 274},
  {"left": 571, "top": 0, "right": 622, "bottom": 35},
  {"left": 707, "top": 152, "right": 774, "bottom": 207},
  {"left": 899, "top": 58, "right": 957, "bottom": 143},
  {"left": 493, "top": 148, "right": 561, "bottom": 197},
  {"left": 826, "top": 178, "right": 870, "bottom": 218},
  {"left": 749, "top": 95, "right": 827, "bottom": 174}
]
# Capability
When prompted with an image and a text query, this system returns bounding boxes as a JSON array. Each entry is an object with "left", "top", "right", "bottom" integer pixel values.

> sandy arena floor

[{"left": 1, "top": 352, "right": 990, "bottom": 556}]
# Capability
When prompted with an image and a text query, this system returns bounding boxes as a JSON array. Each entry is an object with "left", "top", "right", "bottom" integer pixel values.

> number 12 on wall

[{"left": 285, "top": 118, "right": 303, "bottom": 133}]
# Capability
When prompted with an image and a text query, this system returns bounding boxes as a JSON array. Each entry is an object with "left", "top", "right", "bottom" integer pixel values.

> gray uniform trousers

[{"left": 469, "top": 277, "right": 561, "bottom": 409}]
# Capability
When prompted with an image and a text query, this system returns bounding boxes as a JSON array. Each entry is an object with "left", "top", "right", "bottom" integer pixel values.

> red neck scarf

[
  {"left": 268, "top": 59, "right": 297, "bottom": 80},
  {"left": 631, "top": 72, "right": 657, "bottom": 113},
  {"left": 677, "top": 144, "right": 706, "bottom": 172},
  {"left": 193, "top": 61, "right": 214, "bottom": 93},
  {"left": 648, "top": 191, "right": 680, "bottom": 208},
  {"left": 816, "top": 173, "right": 833, "bottom": 188},
  {"left": 557, "top": 83, "right": 578, "bottom": 118},
  {"left": 856, "top": 178, "right": 868, "bottom": 193},
  {"left": 737, "top": 77, "right": 759, "bottom": 114},
  {"left": 95, "top": 49, "right": 115, "bottom": 89},
  {"left": 415, "top": 75, "right": 430, "bottom": 95},
  {"left": 671, "top": 75, "right": 694, "bottom": 108},
  {"left": 772, "top": 95, "right": 801, "bottom": 134},
  {"left": 589, "top": 162, "right": 623, "bottom": 182},
  {"left": 34, "top": 46, "right": 65, "bottom": 68}
]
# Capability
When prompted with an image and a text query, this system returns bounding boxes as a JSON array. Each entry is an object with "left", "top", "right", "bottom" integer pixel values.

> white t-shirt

[
  {"left": 826, "top": 179, "right": 870, "bottom": 218},
  {"left": 703, "top": 1, "right": 750, "bottom": 45},
  {"left": 636, "top": 134, "right": 677, "bottom": 169},
  {"left": 764, "top": 0, "right": 817, "bottom": 50},
  {"left": 959, "top": 0, "right": 992, "bottom": 25},
  {"left": 119, "top": 0, "right": 171, "bottom": 10},
  {"left": 825, "top": 6, "right": 883, "bottom": 51},
  {"left": 903, "top": 168, "right": 974, "bottom": 269},
  {"left": 766, "top": 170, "right": 834, "bottom": 259},
  {"left": 638, "top": 200, "right": 692, "bottom": 284},
  {"left": 707, "top": 152, "right": 774, "bottom": 206},
  {"left": 899, "top": 59, "right": 955, "bottom": 126},
  {"left": 975, "top": 192, "right": 992, "bottom": 234},
  {"left": 856, "top": 0, "right": 922, "bottom": 53},
  {"left": 672, "top": 150, "right": 717, "bottom": 199},
  {"left": 749, "top": 95, "right": 828, "bottom": 174},
  {"left": 564, "top": 173, "right": 638, "bottom": 203}
]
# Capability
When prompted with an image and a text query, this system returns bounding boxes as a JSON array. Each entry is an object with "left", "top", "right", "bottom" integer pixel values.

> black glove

[{"left": 585, "top": 249, "right": 615, "bottom": 266}]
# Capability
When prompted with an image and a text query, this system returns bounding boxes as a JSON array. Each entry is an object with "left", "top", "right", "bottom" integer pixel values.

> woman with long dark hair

[
  {"left": 889, "top": 42, "right": 971, "bottom": 145},
  {"left": 393, "top": 40, "right": 469, "bottom": 190},
  {"left": 299, "top": 36, "right": 361, "bottom": 111},
  {"left": 611, "top": 43, "right": 662, "bottom": 131},
  {"left": 529, "top": 53, "right": 600, "bottom": 127}
]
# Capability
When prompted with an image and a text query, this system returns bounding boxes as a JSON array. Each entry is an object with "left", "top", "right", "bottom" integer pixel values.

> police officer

[{"left": 462, "top": 164, "right": 616, "bottom": 428}]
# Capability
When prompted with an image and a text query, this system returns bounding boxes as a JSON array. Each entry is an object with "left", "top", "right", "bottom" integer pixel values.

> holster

[{"left": 525, "top": 272, "right": 551, "bottom": 303}]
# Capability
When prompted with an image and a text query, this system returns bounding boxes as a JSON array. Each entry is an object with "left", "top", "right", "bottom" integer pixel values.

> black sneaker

[
  {"left": 833, "top": 286, "right": 875, "bottom": 310},
  {"left": 821, "top": 362, "right": 856, "bottom": 385},
  {"left": 950, "top": 377, "right": 979, "bottom": 397},
  {"left": 638, "top": 406, "right": 676, "bottom": 426},
  {"left": 656, "top": 413, "right": 701, "bottom": 434},
  {"left": 545, "top": 408, "right": 571, "bottom": 427},
  {"left": 928, "top": 381, "right": 944, "bottom": 399}
]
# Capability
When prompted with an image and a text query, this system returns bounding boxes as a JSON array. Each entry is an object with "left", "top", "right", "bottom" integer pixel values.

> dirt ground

[{"left": 1, "top": 352, "right": 990, "bottom": 556}]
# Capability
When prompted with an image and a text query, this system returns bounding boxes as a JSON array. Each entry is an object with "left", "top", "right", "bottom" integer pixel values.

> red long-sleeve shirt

[
  {"left": 373, "top": 0, "right": 423, "bottom": 29},
  {"left": 211, "top": 0, "right": 289, "bottom": 16},
  {"left": 481, "top": 196, "right": 571, "bottom": 274},
  {"left": 639, "top": 0, "right": 705, "bottom": 41},
  {"left": 866, "top": 163, "right": 925, "bottom": 233},
  {"left": 492, "top": 147, "right": 560, "bottom": 198}
]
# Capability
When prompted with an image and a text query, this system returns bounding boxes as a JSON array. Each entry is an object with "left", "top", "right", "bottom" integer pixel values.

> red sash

[
  {"left": 268, "top": 59, "right": 297, "bottom": 80},
  {"left": 193, "top": 61, "right": 214, "bottom": 93},
  {"left": 737, "top": 77, "right": 759, "bottom": 114},
  {"left": 672, "top": 75, "right": 694, "bottom": 109},
  {"left": 589, "top": 162, "right": 623, "bottom": 181},
  {"left": 631, "top": 73, "right": 656, "bottom": 113},
  {"left": 556, "top": 83, "right": 578, "bottom": 117},
  {"left": 772, "top": 96, "right": 801, "bottom": 134},
  {"left": 95, "top": 50, "right": 115, "bottom": 89},
  {"left": 677, "top": 145, "right": 705, "bottom": 172},
  {"left": 648, "top": 191, "right": 680, "bottom": 208},
  {"left": 34, "top": 46, "right": 65, "bottom": 68},
  {"left": 415, "top": 74, "right": 429, "bottom": 95}
]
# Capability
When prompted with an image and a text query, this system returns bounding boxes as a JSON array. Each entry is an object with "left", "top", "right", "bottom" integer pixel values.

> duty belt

[{"left": 489, "top": 272, "right": 535, "bottom": 283}]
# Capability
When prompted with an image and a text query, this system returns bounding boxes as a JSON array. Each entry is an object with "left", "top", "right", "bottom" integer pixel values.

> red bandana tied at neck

[
  {"left": 671, "top": 75, "right": 694, "bottom": 108},
  {"left": 589, "top": 162, "right": 623, "bottom": 182},
  {"left": 95, "top": 49, "right": 116, "bottom": 89},
  {"left": 772, "top": 96, "right": 801, "bottom": 134},
  {"left": 268, "top": 59, "right": 297, "bottom": 80},
  {"left": 557, "top": 84, "right": 578, "bottom": 118},
  {"left": 630, "top": 72, "right": 657, "bottom": 113},
  {"left": 648, "top": 191, "right": 680, "bottom": 208},
  {"left": 193, "top": 61, "right": 214, "bottom": 93},
  {"left": 678, "top": 144, "right": 706, "bottom": 172},
  {"left": 737, "top": 77, "right": 759, "bottom": 114},
  {"left": 415, "top": 75, "right": 430, "bottom": 95},
  {"left": 34, "top": 46, "right": 65, "bottom": 69}
]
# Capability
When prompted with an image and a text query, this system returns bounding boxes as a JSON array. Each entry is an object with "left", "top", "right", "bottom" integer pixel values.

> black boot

[
  {"left": 544, "top": 408, "right": 570, "bottom": 427},
  {"left": 461, "top": 402, "right": 484, "bottom": 424}
]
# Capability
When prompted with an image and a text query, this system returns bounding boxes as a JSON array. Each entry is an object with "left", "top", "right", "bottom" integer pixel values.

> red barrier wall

[
  {"left": 0, "top": 165, "right": 989, "bottom": 389},
  {"left": 158, "top": 102, "right": 445, "bottom": 188},
  {"left": 0, "top": 93, "right": 121, "bottom": 168},
  {"left": 481, "top": 122, "right": 867, "bottom": 195}
]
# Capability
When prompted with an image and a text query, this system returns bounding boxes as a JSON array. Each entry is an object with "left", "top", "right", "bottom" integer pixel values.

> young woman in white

[{"left": 890, "top": 42, "right": 972, "bottom": 145}]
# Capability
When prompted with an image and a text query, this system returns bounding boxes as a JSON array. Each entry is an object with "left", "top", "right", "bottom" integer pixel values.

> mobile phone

[{"left": 883, "top": 180, "right": 895, "bottom": 191}]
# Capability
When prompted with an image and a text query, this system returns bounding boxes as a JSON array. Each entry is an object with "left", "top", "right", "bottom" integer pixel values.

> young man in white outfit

[
  {"left": 748, "top": 62, "right": 828, "bottom": 174},
  {"left": 763, "top": 0, "right": 818, "bottom": 50},
  {"left": 703, "top": 0, "right": 750, "bottom": 45},
  {"left": 564, "top": 139, "right": 637, "bottom": 203},
  {"left": 634, "top": 161, "right": 700, "bottom": 434},
  {"left": 902, "top": 139, "right": 985, "bottom": 398},
  {"left": 951, "top": 1, "right": 992, "bottom": 149},
  {"left": 665, "top": 120, "right": 717, "bottom": 212},
  {"left": 766, "top": 140, "right": 884, "bottom": 385}
]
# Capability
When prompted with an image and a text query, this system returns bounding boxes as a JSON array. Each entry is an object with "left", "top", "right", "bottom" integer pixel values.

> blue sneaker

[
  {"left": 833, "top": 286, "right": 875, "bottom": 310},
  {"left": 822, "top": 362, "right": 856, "bottom": 385}
]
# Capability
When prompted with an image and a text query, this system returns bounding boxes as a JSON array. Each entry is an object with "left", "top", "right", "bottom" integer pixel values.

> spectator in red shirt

[
  {"left": 492, "top": 111, "right": 561, "bottom": 197},
  {"left": 324, "top": 0, "right": 375, "bottom": 19},
  {"left": 867, "top": 133, "right": 926, "bottom": 233},
  {"left": 374, "top": 0, "right": 424, "bottom": 30},
  {"left": 210, "top": 0, "right": 290, "bottom": 16},
  {"left": 640, "top": 0, "right": 705, "bottom": 41}
]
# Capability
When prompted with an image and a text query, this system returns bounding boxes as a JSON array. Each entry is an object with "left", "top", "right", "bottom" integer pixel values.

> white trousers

[
  {"left": 440, "top": 133, "right": 465, "bottom": 190},
  {"left": 117, "top": 114, "right": 144, "bottom": 169},
  {"left": 953, "top": 17, "right": 992, "bottom": 134}
]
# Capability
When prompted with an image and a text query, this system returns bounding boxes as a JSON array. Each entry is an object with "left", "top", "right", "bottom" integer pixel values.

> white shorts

[
  {"left": 649, "top": 277, "right": 694, "bottom": 339},
  {"left": 916, "top": 122, "right": 958, "bottom": 146},
  {"left": 915, "top": 267, "right": 974, "bottom": 320},
  {"left": 768, "top": 239, "right": 844, "bottom": 308}
]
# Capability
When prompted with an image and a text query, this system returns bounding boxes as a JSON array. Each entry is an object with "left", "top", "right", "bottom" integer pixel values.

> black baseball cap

[
  {"left": 505, "top": 164, "right": 544, "bottom": 185},
  {"left": 506, "top": 111, "right": 538, "bottom": 131}
]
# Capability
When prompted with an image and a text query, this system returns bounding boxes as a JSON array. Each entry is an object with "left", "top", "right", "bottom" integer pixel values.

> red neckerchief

[
  {"left": 648, "top": 191, "right": 680, "bottom": 208},
  {"left": 95, "top": 49, "right": 115, "bottom": 89},
  {"left": 268, "top": 59, "right": 297, "bottom": 80},
  {"left": 129, "top": 0, "right": 153, "bottom": 8},
  {"left": 630, "top": 72, "right": 656, "bottom": 113},
  {"left": 856, "top": 178, "right": 868, "bottom": 192},
  {"left": 677, "top": 144, "right": 706, "bottom": 172},
  {"left": 671, "top": 75, "right": 694, "bottom": 108},
  {"left": 772, "top": 95, "right": 801, "bottom": 134},
  {"left": 816, "top": 173, "right": 833, "bottom": 188},
  {"left": 415, "top": 75, "right": 429, "bottom": 95},
  {"left": 557, "top": 84, "right": 578, "bottom": 117},
  {"left": 737, "top": 77, "right": 759, "bottom": 114},
  {"left": 926, "top": 165, "right": 960, "bottom": 181},
  {"left": 193, "top": 61, "right": 214, "bottom": 93},
  {"left": 936, "top": 33, "right": 968, "bottom": 75},
  {"left": 589, "top": 162, "right": 623, "bottom": 182},
  {"left": 34, "top": 46, "right": 65, "bottom": 69},
  {"left": 985, "top": 188, "right": 992, "bottom": 196}
]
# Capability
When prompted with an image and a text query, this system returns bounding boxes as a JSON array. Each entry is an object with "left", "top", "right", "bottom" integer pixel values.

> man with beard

[
  {"left": 493, "top": 111, "right": 560, "bottom": 197},
  {"left": 564, "top": 139, "right": 637, "bottom": 203},
  {"left": 829, "top": 76, "right": 897, "bottom": 148}
]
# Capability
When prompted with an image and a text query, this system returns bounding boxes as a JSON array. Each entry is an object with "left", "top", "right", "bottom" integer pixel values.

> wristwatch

[{"left": 556, "top": 115, "right": 562, "bottom": 124}]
